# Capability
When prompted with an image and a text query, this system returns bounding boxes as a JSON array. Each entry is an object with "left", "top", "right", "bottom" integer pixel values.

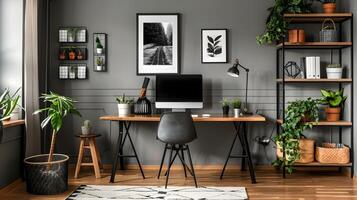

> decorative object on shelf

[
  {"left": 231, "top": 99, "right": 241, "bottom": 117},
  {"left": 320, "top": 89, "right": 347, "bottom": 122},
  {"left": 256, "top": 0, "right": 312, "bottom": 45},
  {"left": 81, "top": 120, "right": 91, "bottom": 135},
  {"left": 318, "top": 0, "right": 336, "bottom": 14},
  {"left": 116, "top": 94, "right": 134, "bottom": 116},
  {"left": 134, "top": 77, "right": 152, "bottom": 115},
  {"left": 137, "top": 13, "right": 179, "bottom": 75},
  {"left": 320, "top": 18, "right": 337, "bottom": 42},
  {"left": 59, "top": 27, "right": 87, "bottom": 43},
  {"left": 284, "top": 61, "right": 303, "bottom": 78},
  {"left": 201, "top": 29, "right": 228, "bottom": 63},
  {"left": 26, "top": 92, "right": 81, "bottom": 194},
  {"left": 273, "top": 98, "right": 319, "bottom": 174},
  {"left": 227, "top": 59, "right": 251, "bottom": 114},
  {"left": 59, "top": 46, "right": 87, "bottom": 61},
  {"left": 59, "top": 64, "right": 87, "bottom": 80},
  {"left": 316, "top": 143, "right": 350, "bottom": 164},
  {"left": 93, "top": 33, "right": 107, "bottom": 72},
  {"left": 0, "top": 88, "right": 23, "bottom": 121},
  {"left": 288, "top": 29, "right": 305, "bottom": 43},
  {"left": 326, "top": 63, "right": 342, "bottom": 79},
  {"left": 277, "top": 138, "right": 314, "bottom": 164},
  {"left": 221, "top": 98, "right": 230, "bottom": 116}
]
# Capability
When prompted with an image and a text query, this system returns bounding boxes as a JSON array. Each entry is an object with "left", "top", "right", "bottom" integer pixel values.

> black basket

[{"left": 134, "top": 97, "right": 152, "bottom": 115}]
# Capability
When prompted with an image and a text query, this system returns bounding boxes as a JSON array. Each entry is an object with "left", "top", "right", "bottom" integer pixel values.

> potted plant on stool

[
  {"left": 116, "top": 94, "right": 133, "bottom": 116},
  {"left": 24, "top": 92, "right": 81, "bottom": 194},
  {"left": 81, "top": 120, "right": 91, "bottom": 135},
  {"left": 320, "top": 89, "right": 347, "bottom": 122}
]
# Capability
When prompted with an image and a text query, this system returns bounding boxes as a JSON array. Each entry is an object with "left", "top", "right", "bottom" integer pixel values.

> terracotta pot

[
  {"left": 325, "top": 107, "right": 341, "bottom": 122},
  {"left": 69, "top": 52, "right": 76, "bottom": 60},
  {"left": 288, "top": 29, "right": 305, "bottom": 43},
  {"left": 323, "top": 3, "right": 336, "bottom": 14}
]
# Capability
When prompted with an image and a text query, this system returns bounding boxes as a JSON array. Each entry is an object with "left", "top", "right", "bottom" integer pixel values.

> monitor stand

[{"left": 172, "top": 108, "right": 186, "bottom": 112}]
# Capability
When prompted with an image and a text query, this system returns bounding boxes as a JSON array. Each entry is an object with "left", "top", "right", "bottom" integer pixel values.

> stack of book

[{"left": 304, "top": 56, "right": 320, "bottom": 79}]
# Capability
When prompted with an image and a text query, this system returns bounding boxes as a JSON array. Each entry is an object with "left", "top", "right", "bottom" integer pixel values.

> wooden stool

[{"left": 74, "top": 134, "right": 103, "bottom": 179}]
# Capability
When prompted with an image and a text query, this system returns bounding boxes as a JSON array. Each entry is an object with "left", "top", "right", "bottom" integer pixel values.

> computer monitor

[{"left": 155, "top": 75, "right": 203, "bottom": 111}]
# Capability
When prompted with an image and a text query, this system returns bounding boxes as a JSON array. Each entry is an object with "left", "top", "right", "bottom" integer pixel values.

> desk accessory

[
  {"left": 134, "top": 77, "right": 152, "bottom": 115},
  {"left": 231, "top": 99, "right": 241, "bottom": 117},
  {"left": 116, "top": 94, "right": 133, "bottom": 116},
  {"left": 227, "top": 59, "right": 251, "bottom": 114},
  {"left": 221, "top": 98, "right": 230, "bottom": 116},
  {"left": 202, "top": 114, "right": 211, "bottom": 117}
]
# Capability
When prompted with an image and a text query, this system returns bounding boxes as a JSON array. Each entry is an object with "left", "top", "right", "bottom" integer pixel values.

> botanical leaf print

[{"left": 207, "top": 35, "right": 222, "bottom": 57}]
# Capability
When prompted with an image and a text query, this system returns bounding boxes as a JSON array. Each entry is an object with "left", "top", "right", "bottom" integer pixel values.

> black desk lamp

[{"left": 227, "top": 59, "right": 251, "bottom": 115}]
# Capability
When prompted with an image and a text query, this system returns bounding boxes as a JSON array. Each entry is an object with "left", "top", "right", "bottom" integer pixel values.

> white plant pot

[
  {"left": 234, "top": 108, "right": 240, "bottom": 118},
  {"left": 68, "top": 35, "right": 75, "bottom": 42},
  {"left": 118, "top": 104, "right": 131, "bottom": 116},
  {"left": 96, "top": 48, "right": 103, "bottom": 54},
  {"left": 96, "top": 65, "right": 103, "bottom": 71},
  {"left": 81, "top": 126, "right": 91, "bottom": 135},
  {"left": 326, "top": 68, "right": 343, "bottom": 79},
  {"left": 10, "top": 108, "right": 20, "bottom": 120}
]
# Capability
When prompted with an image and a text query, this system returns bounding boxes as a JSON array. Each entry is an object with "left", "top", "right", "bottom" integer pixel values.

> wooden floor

[{"left": 0, "top": 166, "right": 356, "bottom": 200}]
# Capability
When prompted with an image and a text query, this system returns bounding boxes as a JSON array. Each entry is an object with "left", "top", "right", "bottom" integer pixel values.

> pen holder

[{"left": 134, "top": 97, "right": 152, "bottom": 115}]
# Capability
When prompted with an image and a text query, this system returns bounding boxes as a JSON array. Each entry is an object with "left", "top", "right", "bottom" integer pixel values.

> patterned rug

[{"left": 66, "top": 185, "right": 248, "bottom": 200}]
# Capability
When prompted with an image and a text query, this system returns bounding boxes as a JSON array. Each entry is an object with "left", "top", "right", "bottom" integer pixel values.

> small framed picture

[
  {"left": 59, "top": 29, "right": 68, "bottom": 42},
  {"left": 137, "top": 13, "right": 180, "bottom": 75},
  {"left": 77, "top": 65, "right": 87, "bottom": 79},
  {"left": 59, "top": 65, "right": 69, "bottom": 79},
  {"left": 201, "top": 29, "right": 228, "bottom": 63}
]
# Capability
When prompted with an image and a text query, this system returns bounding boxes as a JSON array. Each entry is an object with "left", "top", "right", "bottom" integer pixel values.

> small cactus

[{"left": 83, "top": 120, "right": 91, "bottom": 127}]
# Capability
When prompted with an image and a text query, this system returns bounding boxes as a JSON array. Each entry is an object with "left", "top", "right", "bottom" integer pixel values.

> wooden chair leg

[
  {"left": 74, "top": 139, "right": 85, "bottom": 179},
  {"left": 89, "top": 139, "right": 101, "bottom": 178},
  {"left": 93, "top": 139, "right": 103, "bottom": 169}
]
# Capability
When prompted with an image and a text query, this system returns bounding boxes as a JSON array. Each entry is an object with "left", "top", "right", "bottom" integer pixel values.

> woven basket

[
  {"left": 320, "top": 18, "right": 337, "bottom": 42},
  {"left": 276, "top": 139, "right": 314, "bottom": 163},
  {"left": 315, "top": 143, "right": 350, "bottom": 164}
]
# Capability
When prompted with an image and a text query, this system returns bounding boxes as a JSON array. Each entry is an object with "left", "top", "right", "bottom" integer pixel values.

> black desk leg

[
  {"left": 220, "top": 123, "right": 240, "bottom": 179},
  {"left": 119, "top": 121, "right": 125, "bottom": 170},
  {"left": 235, "top": 122, "right": 246, "bottom": 171},
  {"left": 242, "top": 122, "right": 257, "bottom": 183},
  {"left": 110, "top": 121, "right": 124, "bottom": 183}
]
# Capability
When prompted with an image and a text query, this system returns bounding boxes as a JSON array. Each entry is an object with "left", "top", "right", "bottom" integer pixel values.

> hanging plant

[
  {"left": 273, "top": 98, "right": 319, "bottom": 173},
  {"left": 257, "top": 0, "right": 313, "bottom": 45}
]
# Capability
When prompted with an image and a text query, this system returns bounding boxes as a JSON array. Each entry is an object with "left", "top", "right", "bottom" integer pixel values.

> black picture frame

[
  {"left": 136, "top": 13, "right": 181, "bottom": 75},
  {"left": 201, "top": 29, "right": 228, "bottom": 64},
  {"left": 93, "top": 33, "right": 108, "bottom": 72}
]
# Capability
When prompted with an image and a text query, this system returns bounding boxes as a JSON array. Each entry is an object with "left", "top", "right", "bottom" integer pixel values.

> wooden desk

[{"left": 100, "top": 114, "right": 266, "bottom": 184}]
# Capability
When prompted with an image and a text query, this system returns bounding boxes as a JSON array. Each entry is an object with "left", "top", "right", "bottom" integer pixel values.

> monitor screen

[{"left": 156, "top": 75, "right": 203, "bottom": 105}]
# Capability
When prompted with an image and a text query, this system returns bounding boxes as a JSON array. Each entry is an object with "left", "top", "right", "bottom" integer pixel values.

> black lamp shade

[{"left": 227, "top": 66, "right": 239, "bottom": 77}]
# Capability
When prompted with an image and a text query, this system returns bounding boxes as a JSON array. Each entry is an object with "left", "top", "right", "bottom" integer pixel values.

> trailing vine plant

[
  {"left": 257, "top": 0, "right": 313, "bottom": 45},
  {"left": 273, "top": 98, "right": 319, "bottom": 173}
]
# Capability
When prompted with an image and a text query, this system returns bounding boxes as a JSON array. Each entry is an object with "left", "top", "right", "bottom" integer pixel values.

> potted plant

[
  {"left": 232, "top": 99, "right": 241, "bottom": 117},
  {"left": 96, "top": 36, "right": 103, "bottom": 54},
  {"left": 257, "top": 0, "right": 312, "bottom": 45},
  {"left": 221, "top": 98, "right": 230, "bottom": 116},
  {"left": 59, "top": 49, "right": 67, "bottom": 60},
  {"left": 67, "top": 28, "right": 77, "bottom": 42},
  {"left": 0, "top": 88, "right": 22, "bottom": 121},
  {"left": 273, "top": 98, "right": 319, "bottom": 173},
  {"left": 68, "top": 48, "right": 76, "bottom": 60},
  {"left": 320, "top": 89, "right": 347, "bottom": 122},
  {"left": 69, "top": 65, "right": 76, "bottom": 79},
  {"left": 318, "top": 0, "right": 336, "bottom": 13},
  {"left": 116, "top": 94, "right": 133, "bottom": 116},
  {"left": 77, "top": 49, "right": 83, "bottom": 60},
  {"left": 95, "top": 57, "right": 104, "bottom": 71},
  {"left": 326, "top": 63, "right": 342, "bottom": 79},
  {"left": 81, "top": 120, "right": 91, "bottom": 135},
  {"left": 25, "top": 92, "right": 81, "bottom": 194}
]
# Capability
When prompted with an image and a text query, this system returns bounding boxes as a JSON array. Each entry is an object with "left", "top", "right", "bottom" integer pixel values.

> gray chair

[{"left": 157, "top": 112, "right": 198, "bottom": 188}]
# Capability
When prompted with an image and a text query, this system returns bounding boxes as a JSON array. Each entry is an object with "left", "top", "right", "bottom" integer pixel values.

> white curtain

[{"left": 24, "top": 0, "right": 41, "bottom": 156}]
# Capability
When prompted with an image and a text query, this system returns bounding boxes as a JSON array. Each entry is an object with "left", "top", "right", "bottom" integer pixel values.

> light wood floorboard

[{"left": 0, "top": 166, "right": 356, "bottom": 200}]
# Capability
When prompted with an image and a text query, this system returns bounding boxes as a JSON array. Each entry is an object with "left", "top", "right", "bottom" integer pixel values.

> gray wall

[{"left": 49, "top": 0, "right": 350, "bottom": 167}]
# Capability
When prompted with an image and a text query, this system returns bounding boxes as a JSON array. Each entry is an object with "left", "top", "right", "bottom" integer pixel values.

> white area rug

[{"left": 66, "top": 185, "right": 248, "bottom": 200}]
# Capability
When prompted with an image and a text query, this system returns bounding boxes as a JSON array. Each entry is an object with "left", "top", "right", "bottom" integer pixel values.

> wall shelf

[
  {"left": 276, "top": 78, "right": 352, "bottom": 83},
  {"left": 276, "top": 119, "right": 352, "bottom": 127},
  {"left": 276, "top": 13, "right": 354, "bottom": 178},
  {"left": 283, "top": 13, "right": 352, "bottom": 23},
  {"left": 276, "top": 42, "right": 352, "bottom": 49}
]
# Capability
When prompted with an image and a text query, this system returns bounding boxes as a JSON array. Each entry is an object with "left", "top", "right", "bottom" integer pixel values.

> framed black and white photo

[
  {"left": 201, "top": 29, "right": 228, "bottom": 63},
  {"left": 137, "top": 13, "right": 180, "bottom": 75}
]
